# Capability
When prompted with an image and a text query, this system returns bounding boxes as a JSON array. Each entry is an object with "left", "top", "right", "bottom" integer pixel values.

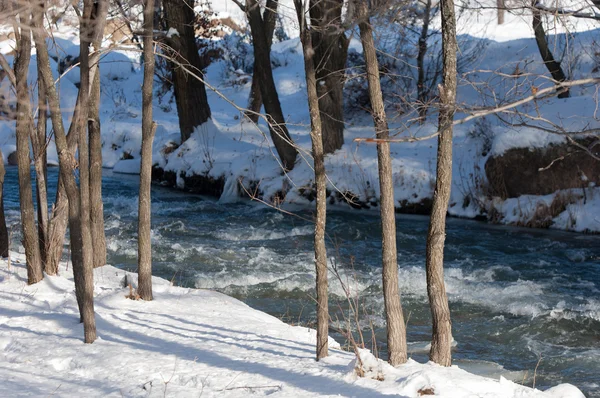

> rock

[
  {"left": 7, "top": 151, "right": 18, "bottom": 166},
  {"left": 485, "top": 139, "right": 600, "bottom": 198}
]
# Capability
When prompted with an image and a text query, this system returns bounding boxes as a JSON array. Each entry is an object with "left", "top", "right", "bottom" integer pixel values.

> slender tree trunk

[
  {"left": 417, "top": 0, "right": 432, "bottom": 123},
  {"left": 294, "top": 0, "right": 329, "bottom": 360},
  {"left": 246, "top": 0, "right": 297, "bottom": 170},
  {"left": 246, "top": 0, "right": 278, "bottom": 123},
  {"left": 497, "top": 0, "right": 505, "bottom": 24},
  {"left": 0, "top": 152, "right": 8, "bottom": 258},
  {"left": 33, "top": 54, "right": 49, "bottom": 271},
  {"left": 138, "top": 0, "right": 156, "bottom": 301},
  {"left": 309, "top": 0, "right": 348, "bottom": 154},
  {"left": 45, "top": 110, "right": 79, "bottom": 275},
  {"left": 163, "top": 0, "right": 211, "bottom": 142},
  {"left": 77, "top": 0, "right": 96, "bottom": 326},
  {"left": 14, "top": 14, "right": 43, "bottom": 285},
  {"left": 32, "top": 0, "right": 96, "bottom": 343},
  {"left": 88, "top": 0, "right": 108, "bottom": 269},
  {"left": 532, "top": 6, "right": 570, "bottom": 98},
  {"left": 356, "top": 0, "right": 407, "bottom": 366},
  {"left": 426, "top": 0, "right": 457, "bottom": 367}
]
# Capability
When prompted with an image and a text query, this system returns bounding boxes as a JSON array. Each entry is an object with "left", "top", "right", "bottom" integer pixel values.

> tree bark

[
  {"left": 294, "top": 0, "right": 329, "bottom": 361},
  {"left": 45, "top": 100, "right": 81, "bottom": 275},
  {"left": 77, "top": 1, "right": 96, "bottom": 328},
  {"left": 426, "top": 0, "right": 456, "bottom": 367},
  {"left": 417, "top": 0, "right": 432, "bottom": 123},
  {"left": 246, "top": 0, "right": 297, "bottom": 170},
  {"left": 138, "top": 0, "right": 156, "bottom": 301},
  {"left": 356, "top": 0, "right": 408, "bottom": 366},
  {"left": 0, "top": 152, "right": 9, "bottom": 258},
  {"left": 245, "top": 0, "right": 278, "bottom": 123},
  {"left": 33, "top": 52, "right": 49, "bottom": 271},
  {"left": 532, "top": 6, "right": 570, "bottom": 98},
  {"left": 88, "top": 0, "right": 108, "bottom": 269},
  {"left": 14, "top": 13, "right": 43, "bottom": 285},
  {"left": 497, "top": 0, "right": 505, "bottom": 25},
  {"left": 32, "top": 0, "right": 96, "bottom": 343},
  {"left": 163, "top": 0, "right": 211, "bottom": 142},
  {"left": 309, "top": 0, "right": 348, "bottom": 154}
]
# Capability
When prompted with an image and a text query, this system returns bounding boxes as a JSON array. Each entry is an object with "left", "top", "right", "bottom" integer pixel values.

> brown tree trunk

[
  {"left": 294, "top": 0, "right": 329, "bottom": 361},
  {"left": 426, "top": 0, "right": 457, "bottom": 367},
  {"left": 77, "top": 0, "right": 96, "bottom": 327},
  {"left": 245, "top": 0, "right": 278, "bottom": 123},
  {"left": 497, "top": 0, "right": 505, "bottom": 24},
  {"left": 45, "top": 103, "right": 80, "bottom": 275},
  {"left": 356, "top": 0, "right": 408, "bottom": 366},
  {"left": 32, "top": 0, "right": 96, "bottom": 343},
  {"left": 0, "top": 152, "right": 8, "bottom": 258},
  {"left": 88, "top": 0, "right": 108, "bottom": 269},
  {"left": 34, "top": 53, "right": 49, "bottom": 271},
  {"left": 309, "top": 0, "right": 348, "bottom": 154},
  {"left": 532, "top": 6, "right": 570, "bottom": 98},
  {"left": 163, "top": 0, "right": 211, "bottom": 142},
  {"left": 14, "top": 13, "right": 43, "bottom": 285},
  {"left": 417, "top": 0, "right": 432, "bottom": 123},
  {"left": 138, "top": 0, "right": 156, "bottom": 301},
  {"left": 246, "top": 0, "right": 297, "bottom": 170}
]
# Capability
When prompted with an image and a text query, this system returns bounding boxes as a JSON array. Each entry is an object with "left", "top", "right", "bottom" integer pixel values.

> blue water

[{"left": 4, "top": 167, "right": 600, "bottom": 395}]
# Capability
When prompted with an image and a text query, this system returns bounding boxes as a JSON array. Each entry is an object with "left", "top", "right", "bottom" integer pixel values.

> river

[{"left": 4, "top": 167, "right": 599, "bottom": 396}]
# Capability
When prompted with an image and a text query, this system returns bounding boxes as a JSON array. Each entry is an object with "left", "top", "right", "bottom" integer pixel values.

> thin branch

[{"left": 355, "top": 77, "right": 600, "bottom": 143}]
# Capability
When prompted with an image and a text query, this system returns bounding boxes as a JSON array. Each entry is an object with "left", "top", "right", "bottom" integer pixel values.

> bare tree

[
  {"left": 88, "top": 0, "right": 108, "bottom": 269},
  {"left": 294, "top": 0, "right": 329, "bottom": 360},
  {"left": 309, "top": 0, "right": 348, "bottom": 154},
  {"left": 33, "top": 57, "right": 48, "bottom": 269},
  {"left": 417, "top": 0, "right": 433, "bottom": 122},
  {"left": 355, "top": 0, "right": 408, "bottom": 366},
  {"left": 245, "top": 0, "right": 278, "bottom": 123},
  {"left": 0, "top": 151, "right": 8, "bottom": 258},
  {"left": 138, "top": 0, "right": 157, "bottom": 301},
  {"left": 426, "top": 0, "right": 457, "bottom": 366},
  {"left": 532, "top": 4, "right": 570, "bottom": 98},
  {"left": 13, "top": 10, "right": 43, "bottom": 284},
  {"left": 243, "top": 0, "right": 298, "bottom": 170},
  {"left": 163, "top": 0, "right": 212, "bottom": 142},
  {"left": 32, "top": 0, "right": 96, "bottom": 343}
]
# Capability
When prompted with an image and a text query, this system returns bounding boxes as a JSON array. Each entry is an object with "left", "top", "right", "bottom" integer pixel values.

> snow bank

[{"left": 0, "top": 255, "right": 585, "bottom": 397}]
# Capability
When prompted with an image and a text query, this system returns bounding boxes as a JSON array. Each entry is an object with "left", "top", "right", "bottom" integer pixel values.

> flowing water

[{"left": 5, "top": 168, "right": 600, "bottom": 396}]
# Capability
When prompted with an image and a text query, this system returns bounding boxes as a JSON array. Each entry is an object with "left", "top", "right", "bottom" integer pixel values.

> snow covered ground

[{"left": 0, "top": 255, "right": 586, "bottom": 397}]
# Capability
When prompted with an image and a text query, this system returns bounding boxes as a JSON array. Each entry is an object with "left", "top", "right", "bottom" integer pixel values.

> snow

[{"left": 0, "top": 256, "right": 585, "bottom": 397}]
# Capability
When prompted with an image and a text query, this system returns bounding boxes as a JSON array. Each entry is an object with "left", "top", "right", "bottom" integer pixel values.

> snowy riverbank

[{"left": 0, "top": 254, "right": 586, "bottom": 397}]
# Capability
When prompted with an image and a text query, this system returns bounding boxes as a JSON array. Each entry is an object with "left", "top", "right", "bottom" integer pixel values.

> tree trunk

[
  {"left": 245, "top": 0, "right": 278, "bottom": 123},
  {"left": 497, "top": 0, "right": 505, "bottom": 24},
  {"left": 14, "top": 14, "right": 43, "bottom": 285},
  {"left": 356, "top": 0, "right": 408, "bottom": 366},
  {"left": 294, "top": 0, "right": 329, "bottom": 361},
  {"left": 77, "top": 1, "right": 96, "bottom": 330},
  {"left": 33, "top": 53, "right": 49, "bottom": 271},
  {"left": 426, "top": 0, "right": 457, "bottom": 367},
  {"left": 309, "top": 0, "right": 348, "bottom": 154},
  {"left": 0, "top": 152, "right": 9, "bottom": 258},
  {"left": 417, "top": 0, "right": 432, "bottom": 123},
  {"left": 88, "top": 0, "right": 108, "bottom": 269},
  {"left": 246, "top": 0, "right": 297, "bottom": 170},
  {"left": 532, "top": 6, "right": 570, "bottom": 98},
  {"left": 32, "top": 0, "right": 96, "bottom": 343},
  {"left": 45, "top": 98, "right": 80, "bottom": 275},
  {"left": 138, "top": 0, "right": 156, "bottom": 301},
  {"left": 163, "top": 0, "right": 211, "bottom": 142}
]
